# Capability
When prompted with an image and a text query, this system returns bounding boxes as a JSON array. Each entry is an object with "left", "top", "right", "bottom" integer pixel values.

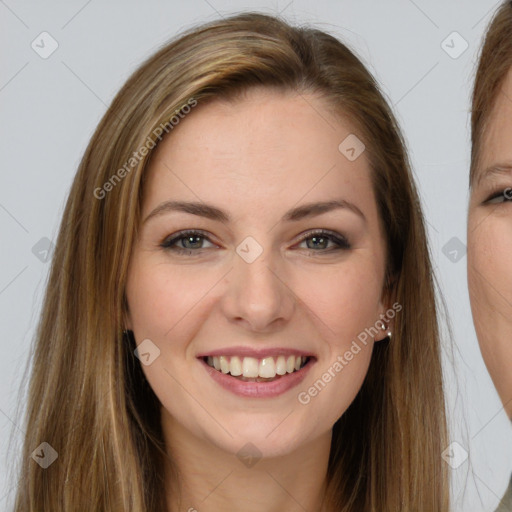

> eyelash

[
  {"left": 159, "top": 229, "right": 351, "bottom": 256},
  {"left": 484, "top": 187, "right": 512, "bottom": 204}
]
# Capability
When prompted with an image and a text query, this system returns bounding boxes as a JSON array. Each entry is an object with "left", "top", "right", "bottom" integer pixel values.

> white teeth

[
  {"left": 219, "top": 356, "right": 229, "bottom": 374},
  {"left": 205, "top": 354, "right": 309, "bottom": 378},
  {"left": 230, "top": 356, "right": 242, "bottom": 376},
  {"left": 242, "top": 357, "right": 259, "bottom": 378},
  {"left": 259, "top": 357, "right": 276, "bottom": 378},
  {"left": 275, "top": 355, "right": 287, "bottom": 375}
]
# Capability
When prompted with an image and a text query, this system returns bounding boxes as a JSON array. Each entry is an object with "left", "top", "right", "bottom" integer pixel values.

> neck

[{"left": 161, "top": 409, "right": 332, "bottom": 512}]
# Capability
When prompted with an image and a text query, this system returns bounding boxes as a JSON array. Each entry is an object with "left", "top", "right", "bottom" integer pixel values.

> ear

[{"left": 375, "top": 277, "right": 399, "bottom": 342}]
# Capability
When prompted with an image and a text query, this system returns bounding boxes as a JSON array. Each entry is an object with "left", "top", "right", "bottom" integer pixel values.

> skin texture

[
  {"left": 125, "top": 87, "right": 391, "bottom": 512},
  {"left": 468, "top": 68, "right": 512, "bottom": 420}
]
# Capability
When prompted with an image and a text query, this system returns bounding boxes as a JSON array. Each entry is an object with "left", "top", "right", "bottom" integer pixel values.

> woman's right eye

[
  {"left": 485, "top": 187, "right": 512, "bottom": 204},
  {"left": 160, "top": 230, "right": 217, "bottom": 255}
]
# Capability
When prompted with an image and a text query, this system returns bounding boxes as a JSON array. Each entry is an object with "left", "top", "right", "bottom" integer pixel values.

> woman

[
  {"left": 469, "top": 2, "right": 512, "bottom": 510},
  {"left": 12, "top": 12, "right": 449, "bottom": 511}
]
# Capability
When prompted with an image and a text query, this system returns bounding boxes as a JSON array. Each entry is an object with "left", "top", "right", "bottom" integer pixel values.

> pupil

[
  {"left": 308, "top": 236, "right": 327, "bottom": 249},
  {"left": 184, "top": 236, "right": 202, "bottom": 249}
]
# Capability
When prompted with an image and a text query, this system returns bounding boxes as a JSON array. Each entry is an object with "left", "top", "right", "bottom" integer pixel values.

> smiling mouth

[{"left": 202, "top": 355, "right": 312, "bottom": 382}]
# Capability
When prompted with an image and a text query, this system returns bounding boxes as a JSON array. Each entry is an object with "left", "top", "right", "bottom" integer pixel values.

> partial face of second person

[
  {"left": 125, "top": 87, "right": 391, "bottom": 459},
  {"left": 468, "top": 68, "right": 512, "bottom": 418}
]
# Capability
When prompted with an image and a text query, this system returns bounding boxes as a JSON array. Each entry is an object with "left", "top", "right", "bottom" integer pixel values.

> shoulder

[{"left": 495, "top": 473, "right": 512, "bottom": 512}]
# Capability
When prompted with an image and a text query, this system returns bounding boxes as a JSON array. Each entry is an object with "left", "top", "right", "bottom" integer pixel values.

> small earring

[{"left": 386, "top": 330, "right": 392, "bottom": 340}]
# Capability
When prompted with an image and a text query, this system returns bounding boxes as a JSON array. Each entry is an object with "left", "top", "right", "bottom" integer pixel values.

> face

[
  {"left": 468, "top": 68, "right": 512, "bottom": 418},
  {"left": 125, "top": 87, "right": 391, "bottom": 458}
]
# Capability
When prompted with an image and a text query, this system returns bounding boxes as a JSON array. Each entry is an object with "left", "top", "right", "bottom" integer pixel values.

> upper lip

[{"left": 196, "top": 346, "right": 316, "bottom": 359}]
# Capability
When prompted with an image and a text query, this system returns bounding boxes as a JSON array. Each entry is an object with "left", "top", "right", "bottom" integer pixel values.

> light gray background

[{"left": 1, "top": 1, "right": 511, "bottom": 510}]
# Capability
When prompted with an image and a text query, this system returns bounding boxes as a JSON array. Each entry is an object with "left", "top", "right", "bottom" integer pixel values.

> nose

[{"left": 220, "top": 247, "right": 296, "bottom": 333}]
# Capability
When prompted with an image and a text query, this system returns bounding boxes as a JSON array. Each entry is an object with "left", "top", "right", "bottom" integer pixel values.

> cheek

[
  {"left": 468, "top": 214, "right": 512, "bottom": 372},
  {"left": 294, "top": 256, "right": 384, "bottom": 342},
  {"left": 295, "top": 299, "right": 375, "bottom": 431},
  {"left": 468, "top": 216, "right": 512, "bottom": 307},
  {"left": 125, "top": 263, "right": 221, "bottom": 408},
  {"left": 126, "top": 262, "right": 219, "bottom": 341},
  {"left": 292, "top": 257, "right": 383, "bottom": 408}
]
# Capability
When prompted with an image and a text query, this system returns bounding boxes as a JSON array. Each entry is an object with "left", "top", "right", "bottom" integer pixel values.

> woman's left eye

[
  {"left": 484, "top": 187, "right": 512, "bottom": 204},
  {"left": 295, "top": 229, "right": 351, "bottom": 252}
]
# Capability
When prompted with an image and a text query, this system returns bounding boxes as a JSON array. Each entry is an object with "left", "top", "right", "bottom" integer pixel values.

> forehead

[
  {"left": 142, "top": 87, "right": 376, "bottom": 219},
  {"left": 476, "top": 67, "right": 512, "bottom": 185}
]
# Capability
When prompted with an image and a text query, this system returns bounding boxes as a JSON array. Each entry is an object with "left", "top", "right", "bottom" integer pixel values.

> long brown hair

[
  {"left": 470, "top": 0, "right": 512, "bottom": 185},
  {"left": 11, "top": 12, "right": 449, "bottom": 511}
]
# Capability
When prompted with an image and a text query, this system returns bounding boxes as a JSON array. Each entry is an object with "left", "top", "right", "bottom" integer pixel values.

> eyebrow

[
  {"left": 476, "top": 163, "right": 512, "bottom": 187},
  {"left": 142, "top": 199, "right": 366, "bottom": 225}
]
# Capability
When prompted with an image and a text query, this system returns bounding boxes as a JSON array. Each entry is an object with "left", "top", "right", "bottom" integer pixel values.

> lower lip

[{"left": 199, "top": 358, "right": 315, "bottom": 398}]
